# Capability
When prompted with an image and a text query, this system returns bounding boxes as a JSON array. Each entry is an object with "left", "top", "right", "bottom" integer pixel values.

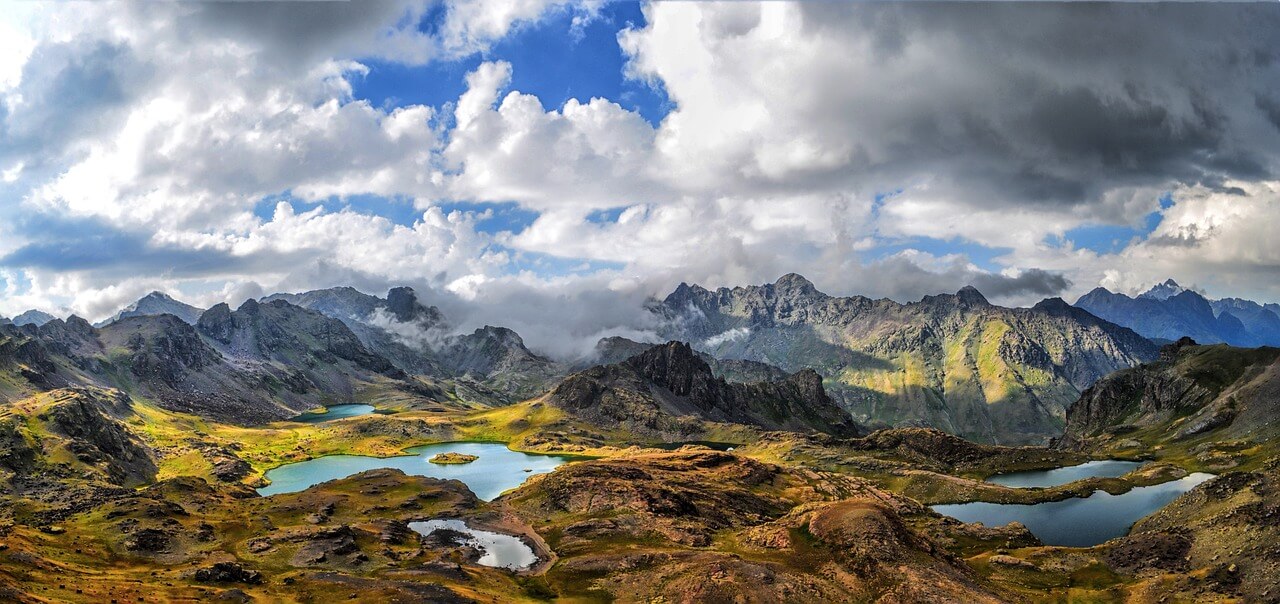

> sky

[{"left": 1, "top": 0, "right": 1279, "bottom": 358}]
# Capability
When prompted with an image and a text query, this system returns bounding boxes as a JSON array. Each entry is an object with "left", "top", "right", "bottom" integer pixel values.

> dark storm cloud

[
  {"left": 789, "top": 2, "right": 1280, "bottom": 213},
  {"left": 971, "top": 269, "right": 1071, "bottom": 299}
]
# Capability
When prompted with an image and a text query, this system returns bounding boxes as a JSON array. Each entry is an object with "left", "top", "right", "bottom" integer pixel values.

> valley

[{"left": 0, "top": 280, "right": 1277, "bottom": 602}]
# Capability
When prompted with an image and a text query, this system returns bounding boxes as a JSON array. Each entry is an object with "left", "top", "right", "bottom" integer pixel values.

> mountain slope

[
  {"left": 655, "top": 274, "right": 1155, "bottom": 444},
  {"left": 1075, "top": 279, "right": 1280, "bottom": 347},
  {"left": 545, "top": 341, "right": 863, "bottom": 438},
  {"left": 1059, "top": 337, "right": 1280, "bottom": 451},
  {"left": 96, "top": 291, "right": 205, "bottom": 327}
]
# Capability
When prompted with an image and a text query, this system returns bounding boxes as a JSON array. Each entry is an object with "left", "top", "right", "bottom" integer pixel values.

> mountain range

[
  {"left": 653, "top": 274, "right": 1156, "bottom": 444},
  {"left": 1075, "top": 279, "right": 1280, "bottom": 347},
  {"left": 5, "top": 278, "right": 1280, "bottom": 602},
  {"left": 0, "top": 299, "right": 427, "bottom": 424},
  {"left": 1, "top": 275, "right": 1172, "bottom": 444}
]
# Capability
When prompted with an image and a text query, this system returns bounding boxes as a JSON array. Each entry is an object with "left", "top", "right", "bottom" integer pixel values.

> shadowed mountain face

[
  {"left": 0, "top": 299, "right": 434, "bottom": 425},
  {"left": 1060, "top": 337, "right": 1280, "bottom": 450},
  {"left": 1074, "top": 279, "right": 1280, "bottom": 347},
  {"left": 547, "top": 341, "right": 864, "bottom": 438},
  {"left": 654, "top": 274, "right": 1157, "bottom": 445}
]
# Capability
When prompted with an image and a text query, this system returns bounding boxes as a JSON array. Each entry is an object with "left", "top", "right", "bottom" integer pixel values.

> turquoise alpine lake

[
  {"left": 289, "top": 404, "right": 376, "bottom": 423},
  {"left": 986, "top": 460, "right": 1144, "bottom": 488},
  {"left": 408, "top": 519, "right": 538, "bottom": 570},
  {"left": 257, "top": 442, "right": 573, "bottom": 500},
  {"left": 933, "top": 472, "right": 1215, "bottom": 547}
]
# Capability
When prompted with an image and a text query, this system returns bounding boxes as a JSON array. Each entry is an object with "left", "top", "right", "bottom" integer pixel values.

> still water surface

[
  {"left": 258, "top": 442, "right": 573, "bottom": 500},
  {"left": 289, "top": 404, "right": 376, "bottom": 423},
  {"left": 986, "top": 460, "right": 1144, "bottom": 488},
  {"left": 408, "top": 518, "right": 538, "bottom": 570},
  {"left": 934, "top": 472, "right": 1215, "bottom": 547}
]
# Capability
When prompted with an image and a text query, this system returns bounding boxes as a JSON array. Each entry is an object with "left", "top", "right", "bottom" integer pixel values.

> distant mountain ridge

[
  {"left": 652, "top": 273, "right": 1156, "bottom": 444},
  {"left": 1075, "top": 279, "right": 1280, "bottom": 347},
  {"left": 95, "top": 291, "right": 205, "bottom": 327},
  {"left": 12, "top": 309, "right": 56, "bottom": 327}
]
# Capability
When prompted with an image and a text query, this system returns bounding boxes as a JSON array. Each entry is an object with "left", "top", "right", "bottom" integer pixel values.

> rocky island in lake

[{"left": 429, "top": 452, "right": 480, "bottom": 464}]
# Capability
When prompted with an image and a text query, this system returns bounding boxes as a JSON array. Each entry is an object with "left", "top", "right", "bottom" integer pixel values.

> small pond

[
  {"left": 986, "top": 460, "right": 1144, "bottom": 488},
  {"left": 933, "top": 472, "right": 1215, "bottom": 547},
  {"left": 408, "top": 518, "right": 537, "bottom": 570},
  {"left": 289, "top": 404, "right": 375, "bottom": 423},
  {"left": 257, "top": 442, "right": 573, "bottom": 500}
]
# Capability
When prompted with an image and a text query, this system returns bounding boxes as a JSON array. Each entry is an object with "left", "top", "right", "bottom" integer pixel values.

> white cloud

[{"left": 704, "top": 327, "right": 750, "bottom": 348}]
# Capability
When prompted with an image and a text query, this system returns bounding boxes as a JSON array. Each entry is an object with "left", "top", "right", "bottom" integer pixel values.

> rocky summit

[{"left": 655, "top": 274, "right": 1156, "bottom": 444}]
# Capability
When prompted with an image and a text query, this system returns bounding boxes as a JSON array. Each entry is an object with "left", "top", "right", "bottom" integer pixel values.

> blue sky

[{"left": 354, "top": 1, "right": 670, "bottom": 127}]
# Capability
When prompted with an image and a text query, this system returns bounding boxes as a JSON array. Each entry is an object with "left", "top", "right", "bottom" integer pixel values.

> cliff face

[
  {"left": 546, "top": 341, "right": 863, "bottom": 438},
  {"left": 1059, "top": 338, "right": 1280, "bottom": 449},
  {"left": 656, "top": 274, "right": 1156, "bottom": 444}
]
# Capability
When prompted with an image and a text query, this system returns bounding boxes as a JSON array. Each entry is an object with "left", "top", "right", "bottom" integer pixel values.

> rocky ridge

[{"left": 546, "top": 341, "right": 863, "bottom": 438}]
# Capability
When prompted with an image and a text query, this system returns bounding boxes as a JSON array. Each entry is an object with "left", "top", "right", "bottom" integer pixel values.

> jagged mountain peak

[
  {"left": 1075, "top": 280, "right": 1280, "bottom": 347},
  {"left": 548, "top": 340, "right": 862, "bottom": 437},
  {"left": 1139, "top": 278, "right": 1189, "bottom": 300}
]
